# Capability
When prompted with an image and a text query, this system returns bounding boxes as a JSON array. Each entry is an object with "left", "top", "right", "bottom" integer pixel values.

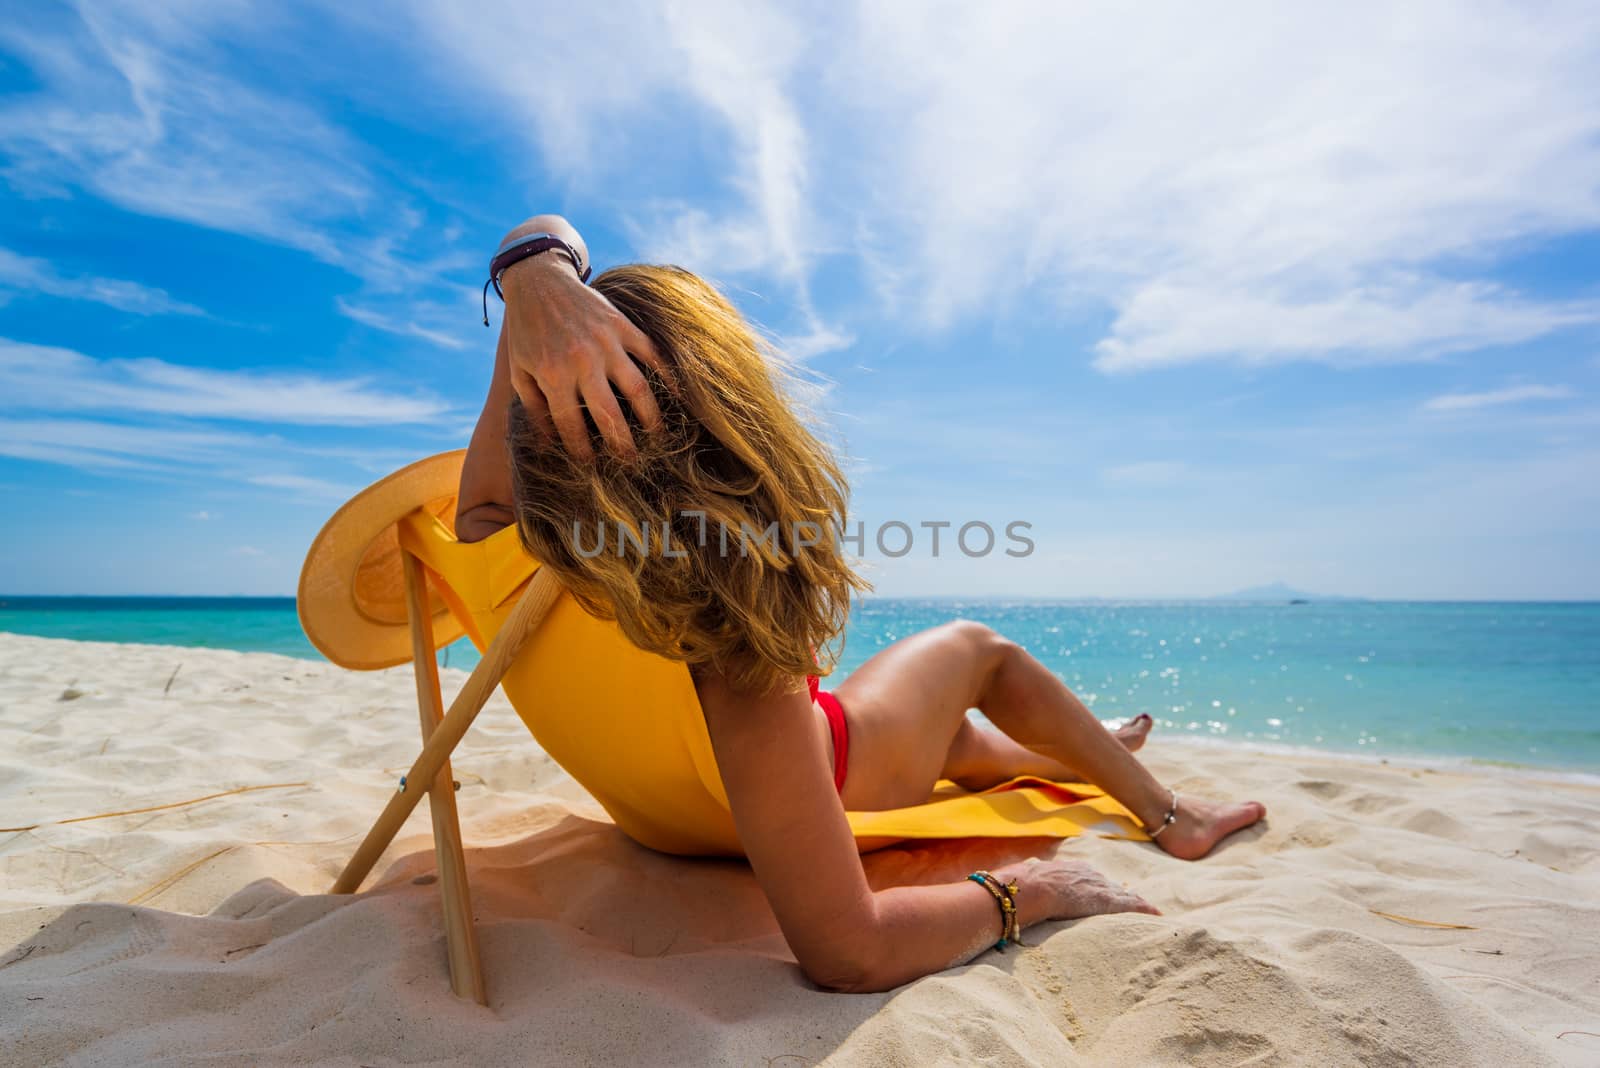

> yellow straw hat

[{"left": 297, "top": 450, "right": 471, "bottom": 670}]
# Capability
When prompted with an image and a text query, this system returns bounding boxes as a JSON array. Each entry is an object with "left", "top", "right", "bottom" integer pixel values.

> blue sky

[{"left": 1, "top": 1, "right": 1598, "bottom": 599}]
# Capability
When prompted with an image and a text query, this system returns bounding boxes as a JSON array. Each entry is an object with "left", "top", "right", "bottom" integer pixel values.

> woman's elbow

[
  {"left": 803, "top": 959, "right": 881, "bottom": 994},
  {"left": 798, "top": 939, "right": 895, "bottom": 994},
  {"left": 454, "top": 502, "right": 514, "bottom": 544}
]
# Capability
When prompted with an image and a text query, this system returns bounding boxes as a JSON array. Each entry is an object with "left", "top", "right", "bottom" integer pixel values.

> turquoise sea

[{"left": 3, "top": 597, "right": 1596, "bottom": 772}]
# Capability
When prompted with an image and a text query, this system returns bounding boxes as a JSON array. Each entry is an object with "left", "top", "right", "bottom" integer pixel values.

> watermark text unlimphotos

[{"left": 569, "top": 513, "right": 1035, "bottom": 560}]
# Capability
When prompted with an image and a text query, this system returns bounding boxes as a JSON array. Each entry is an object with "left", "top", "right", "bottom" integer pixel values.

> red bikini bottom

[
  {"left": 805, "top": 674, "right": 849, "bottom": 793},
  {"left": 815, "top": 690, "right": 849, "bottom": 793}
]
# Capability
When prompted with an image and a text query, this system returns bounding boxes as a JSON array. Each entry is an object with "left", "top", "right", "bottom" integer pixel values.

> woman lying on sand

[{"left": 454, "top": 214, "right": 1266, "bottom": 993}]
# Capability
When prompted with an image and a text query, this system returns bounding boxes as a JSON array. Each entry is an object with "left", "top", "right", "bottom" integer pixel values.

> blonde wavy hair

[{"left": 508, "top": 264, "right": 870, "bottom": 695}]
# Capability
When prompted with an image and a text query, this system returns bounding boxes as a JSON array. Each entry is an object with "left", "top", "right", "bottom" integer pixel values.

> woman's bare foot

[
  {"left": 1151, "top": 795, "right": 1266, "bottom": 860},
  {"left": 1114, "top": 713, "right": 1153, "bottom": 753}
]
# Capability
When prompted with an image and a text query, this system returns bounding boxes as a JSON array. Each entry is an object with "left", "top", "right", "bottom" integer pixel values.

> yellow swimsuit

[{"left": 398, "top": 508, "right": 1146, "bottom": 857}]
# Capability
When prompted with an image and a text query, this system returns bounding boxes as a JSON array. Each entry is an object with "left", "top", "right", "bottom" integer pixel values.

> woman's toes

[
  {"left": 1220, "top": 800, "right": 1266, "bottom": 835},
  {"left": 1114, "top": 714, "right": 1154, "bottom": 752}
]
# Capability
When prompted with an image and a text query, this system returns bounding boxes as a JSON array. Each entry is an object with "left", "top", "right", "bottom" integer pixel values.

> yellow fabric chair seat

[{"left": 399, "top": 509, "right": 1147, "bottom": 857}]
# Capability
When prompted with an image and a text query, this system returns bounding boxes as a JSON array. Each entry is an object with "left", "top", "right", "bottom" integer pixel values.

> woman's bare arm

[
  {"left": 697, "top": 673, "right": 1054, "bottom": 993},
  {"left": 457, "top": 213, "right": 668, "bottom": 540},
  {"left": 456, "top": 323, "right": 518, "bottom": 542}
]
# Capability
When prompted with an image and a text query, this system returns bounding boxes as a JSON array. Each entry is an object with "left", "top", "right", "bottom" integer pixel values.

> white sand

[{"left": 2, "top": 631, "right": 1597, "bottom": 1066}]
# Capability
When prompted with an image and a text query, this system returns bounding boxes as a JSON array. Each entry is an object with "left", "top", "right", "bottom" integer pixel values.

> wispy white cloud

[
  {"left": 1422, "top": 383, "right": 1576, "bottom": 412},
  {"left": 335, "top": 298, "right": 469, "bottom": 351},
  {"left": 411, "top": 0, "right": 848, "bottom": 354},
  {"left": 646, "top": 13, "right": 813, "bottom": 291},
  {"left": 0, "top": 338, "right": 451, "bottom": 425},
  {"left": 0, "top": 4, "right": 368, "bottom": 266},
  {"left": 777, "top": 318, "right": 855, "bottom": 361},
  {"left": 0, "top": 247, "right": 204, "bottom": 316},
  {"left": 841, "top": 2, "right": 1600, "bottom": 370},
  {"left": 0, "top": 412, "right": 418, "bottom": 504},
  {"left": 0, "top": 416, "right": 261, "bottom": 470},
  {"left": 1093, "top": 279, "right": 1600, "bottom": 373},
  {"left": 0, "top": 1, "right": 475, "bottom": 354},
  {"left": 246, "top": 473, "right": 355, "bottom": 500}
]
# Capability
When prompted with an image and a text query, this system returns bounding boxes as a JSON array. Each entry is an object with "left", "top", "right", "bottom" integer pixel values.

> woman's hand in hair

[{"left": 500, "top": 251, "right": 667, "bottom": 461}]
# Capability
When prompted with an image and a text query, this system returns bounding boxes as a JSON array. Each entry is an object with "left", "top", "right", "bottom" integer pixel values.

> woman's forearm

[
  {"left": 852, "top": 870, "right": 1047, "bottom": 993},
  {"left": 455, "top": 214, "right": 590, "bottom": 541}
]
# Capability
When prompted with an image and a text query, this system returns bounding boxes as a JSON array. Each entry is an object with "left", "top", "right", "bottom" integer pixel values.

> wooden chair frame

[{"left": 328, "top": 555, "right": 560, "bottom": 1004}]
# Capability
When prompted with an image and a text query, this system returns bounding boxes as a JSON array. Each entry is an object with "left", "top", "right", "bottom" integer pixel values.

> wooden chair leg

[
  {"left": 328, "top": 569, "right": 561, "bottom": 989},
  {"left": 401, "top": 551, "right": 487, "bottom": 1005}
]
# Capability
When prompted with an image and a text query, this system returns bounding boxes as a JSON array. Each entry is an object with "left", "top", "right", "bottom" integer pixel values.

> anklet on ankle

[{"left": 1145, "top": 790, "right": 1179, "bottom": 839}]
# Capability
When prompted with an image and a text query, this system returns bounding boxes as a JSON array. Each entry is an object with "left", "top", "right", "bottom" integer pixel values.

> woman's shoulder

[{"left": 694, "top": 665, "right": 815, "bottom": 724}]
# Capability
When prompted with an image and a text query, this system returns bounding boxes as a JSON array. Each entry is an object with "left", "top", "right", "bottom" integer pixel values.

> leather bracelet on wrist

[{"left": 480, "top": 232, "right": 591, "bottom": 326}]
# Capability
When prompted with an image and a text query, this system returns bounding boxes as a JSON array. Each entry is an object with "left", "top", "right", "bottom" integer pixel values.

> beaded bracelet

[{"left": 968, "top": 870, "right": 1025, "bottom": 951}]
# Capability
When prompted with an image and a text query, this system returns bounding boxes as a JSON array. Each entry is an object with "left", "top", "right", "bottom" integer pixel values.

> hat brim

[{"left": 297, "top": 450, "right": 471, "bottom": 670}]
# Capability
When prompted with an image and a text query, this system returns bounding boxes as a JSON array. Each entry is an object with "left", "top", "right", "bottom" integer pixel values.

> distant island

[{"left": 1209, "top": 582, "right": 1360, "bottom": 603}]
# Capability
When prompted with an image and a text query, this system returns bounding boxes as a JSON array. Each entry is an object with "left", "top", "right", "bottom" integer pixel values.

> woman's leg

[
  {"left": 833, "top": 620, "right": 1264, "bottom": 860},
  {"left": 942, "top": 712, "right": 1152, "bottom": 790}
]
